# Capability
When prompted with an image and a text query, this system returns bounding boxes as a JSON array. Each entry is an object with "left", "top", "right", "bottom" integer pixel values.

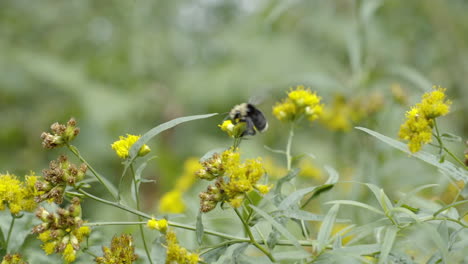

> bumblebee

[{"left": 228, "top": 103, "right": 268, "bottom": 136}]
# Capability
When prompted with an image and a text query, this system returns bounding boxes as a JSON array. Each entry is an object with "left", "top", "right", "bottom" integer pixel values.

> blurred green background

[{"left": 1, "top": 0, "right": 468, "bottom": 262}]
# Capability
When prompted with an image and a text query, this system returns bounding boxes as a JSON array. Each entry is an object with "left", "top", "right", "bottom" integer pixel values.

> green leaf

[
  {"left": 440, "top": 132, "right": 462, "bottom": 143},
  {"left": 273, "top": 250, "right": 311, "bottom": 261},
  {"left": 378, "top": 226, "right": 398, "bottom": 264},
  {"left": 250, "top": 205, "right": 304, "bottom": 251},
  {"left": 365, "top": 183, "right": 393, "bottom": 214},
  {"left": 317, "top": 204, "right": 340, "bottom": 251},
  {"left": 356, "top": 127, "right": 468, "bottom": 183},
  {"left": 282, "top": 209, "right": 326, "bottom": 221},
  {"left": 327, "top": 200, "right": 384, "bottom": 215},
  {"left": 273, "top": 168, "right": 300, "bottom": 205},
  {"left": 301, "top": 166, "right": 338, "bottom": 208},
  {"left": 123, "top": 113, "right": 218, "bottom": 176},
  {"left": 422, "top": 223, "right": 449, "bottom": 263},
  {"left": 396, "top": 184, "right": 438, "bottom": 207},
  {"left": 196, "top": 211, "right": 204, "bottom": 245}
]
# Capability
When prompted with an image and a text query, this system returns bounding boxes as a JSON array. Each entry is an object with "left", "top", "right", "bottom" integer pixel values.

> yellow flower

[
  {"left": 1, "top": 253, "right": 27, "bottom": 264},
  {"left": 42, "top": 242, "right": 56, "bottom": 255},
  {"left": 63, "top": 243, "right": 76, "bottom": 263},
  {"left": 254, "top": 184, "right": 272, "bottom": 195},
  {"left": 417, "top": 86, "right": 451, "bottom": 119},
  {"left": 165, "top": 230, "right": 200, "bottom": 264},
  {"left": 0, "top": 173, "right": 38, "bottom": 215},
  {"left": 95, "top": 234, "right": 138, "bottom": 264},
  {"left": 273, "top": 100, "right": 297, "bottom": 122},
  {"left": 147, "top": 218, "right": 168, "bottom": 233},
  {"left": 198, "top": 149, "right": 267, "bottom": 212},
  {"left": 273, "top": 85, "right": 323, "bottom": 122},
  {"left": 398, "top": 108, "right": 433, "bottom": 153},
  {"left": 398, "top": 87, "right": 450, "bottom": 153},
  {"left": 159, "top": 190, "right": 186, "bottom": 214},
  {"left": 111, "top": 134, "right": 151, "bottom": 159}
]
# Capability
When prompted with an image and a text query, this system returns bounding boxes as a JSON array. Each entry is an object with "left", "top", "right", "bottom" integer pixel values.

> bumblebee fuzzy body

[{"left": 229, "top": 103, "right": 268, "bottom": 136}]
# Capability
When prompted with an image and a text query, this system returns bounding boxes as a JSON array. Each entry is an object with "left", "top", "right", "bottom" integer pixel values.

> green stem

[
  {"left": 286, "top": 124, "right": 295, "bottom": 171},
  {"left": 234, "top": 208, "right": 276, "bottom": 262},
  {"left": 69, "top": 190, "right": 245, "bottom": 241},
  {"left": 85, "top": 221, "right": 146, "bottom": 226},
  {"left": 130, "top": 164, "right": 153, "bottom": 264},
  {"left": 433, "top": 120, "right": 467, "bottom": 169},
  {"left": 5, "top": 215, "right": 16, "bottom": 253},
  {"left": 66, "top": 144, "right": 117, "bottom": 200}
]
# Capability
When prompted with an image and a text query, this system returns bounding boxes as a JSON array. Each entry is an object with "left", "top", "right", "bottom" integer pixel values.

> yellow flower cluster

[
  {"left": 0, "top": 173, "right": 39, "bottom": 215},
  {"left": 273, "top": 85, "right": 323, "bottom": 122},
  {"left": 1, "top": 254, "right": 27, "bottom": 264},
  {"left": 165, "top": 230, "right": 199, "bottom": 264},
  {"left": 33, "top": 198, "right": 91, "bottom": 263},
  {"left": 111, "top": 134, "right": 151, "bottom": 159},
  {"left": 95, "top": 234, "right": 138, "bottom": 264},
  {"left": 320, "top": 93, "right": 384, "bottom": 132},
  {"left": 35, "top": 155, "right": 87, "bottom": 204},
  {"left": 147, "top": 218, "right": 168, "bottom": 233},
  {"left": 197, "top": 149, "right": 271, "bottom": 212},
  {"left": 399, "top": 86, "right": 451, "bottom": 153},
  {"left": 218, "top": 119, "right": 247, "bottom": 138},
  {"left": 159, "top": 158, "right": 202, "bottom": 214}
]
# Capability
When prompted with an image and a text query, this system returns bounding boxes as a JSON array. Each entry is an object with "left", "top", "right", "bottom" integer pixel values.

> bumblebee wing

[{"left": 247, "top": 104, "right": 268, "bottom": 132}]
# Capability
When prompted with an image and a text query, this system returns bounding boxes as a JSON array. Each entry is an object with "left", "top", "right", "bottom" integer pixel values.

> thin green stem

[
  {"left": 199, "top": 239, "right": 248, "bottom": 256},
  {"left": 286, "top": 124, "right": 295, "bottom": 171},
  {"left": 234, "top": 208, "right": 276, "bottom": 262},
  {"left": 83, "top": 248, "right": 98, "bottom": 258},
  {"left": 66, "top": 144, "right": 117, "bottom": 200},
  {"left": 130, "top": 164, "right": 153, "bottom": 264},
  {"left": 433, "top": 120, "right": 467, "bottom": 169},
  {"left": 5, "top": 215, "right": 16, "bottom": 253},
  {"left": 85, "top": 221, "right": 145, "bottom": 226},
  {"left": 69, "top": 190, "right": 245, "bottom": 241}
]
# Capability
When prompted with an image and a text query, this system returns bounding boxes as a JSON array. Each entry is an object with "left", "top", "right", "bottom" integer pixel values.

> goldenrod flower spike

[
  {"left": 398, "top": 86, "right": 451, "bottom": 153},
  {"left": 0, "top": 173, "right": 39, "bottom": 215},
  {"left": 95, "top": 234, "right": 138, "bottom": 264},
  {"left": 147, "top": 218, "right": 168, "bottom": 233},
  {"left": 273, "top": 85, "right": 323, "bottom": 122}
]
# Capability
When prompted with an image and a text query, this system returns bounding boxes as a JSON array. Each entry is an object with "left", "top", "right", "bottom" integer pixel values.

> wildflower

[
  {"left": 159, "top": 190, "right": 186, "bottom": 214},
  {"left": 111, "top": 134, "right": 151, "bottom": 159},
  {"left": 219, "top": 120, "right": 246, "bottom": 138},
  {"left": 0, "top": 173, "right": 39, "bottom": 215},
  {"left": 165, "top": 230, "right": 200, "bottom": 264},
  {"left": 197, "top": 148, "right": 270, "bottom": 212},
  {"left": 254, "top": 184, "right": 272, "bottom": 195},
  {"left": 1, "top": 253, "right": 28, "bottom": 264},
  {"left": 273, "top": 85, "right": 323, "bottom": 122},
  {"left": 398, "top": 108, "right": 433, "bottom": 153},
  {"left": 35, "top": 155, "right": 87, "bottom": 204},
  {"left": 32, "top": 197, "right": 90, "bottom": 263},
  {"left": 320, "top": 93, "right": 384, "bottom": 132},
  {"left": 147, "top": 218, "right": 168, "bottom": 233},
  {"left": 398, "top": 86, "right": 451, "bottom": 153},
  {"left": 41, "top": 118, "right": 80, "bottom": 149},
  {"left": 417, "top": 86, "right": 451, "bottom": 119},
  {"left": 95, "top": 234, "right": 138, "bottom": 264}
]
